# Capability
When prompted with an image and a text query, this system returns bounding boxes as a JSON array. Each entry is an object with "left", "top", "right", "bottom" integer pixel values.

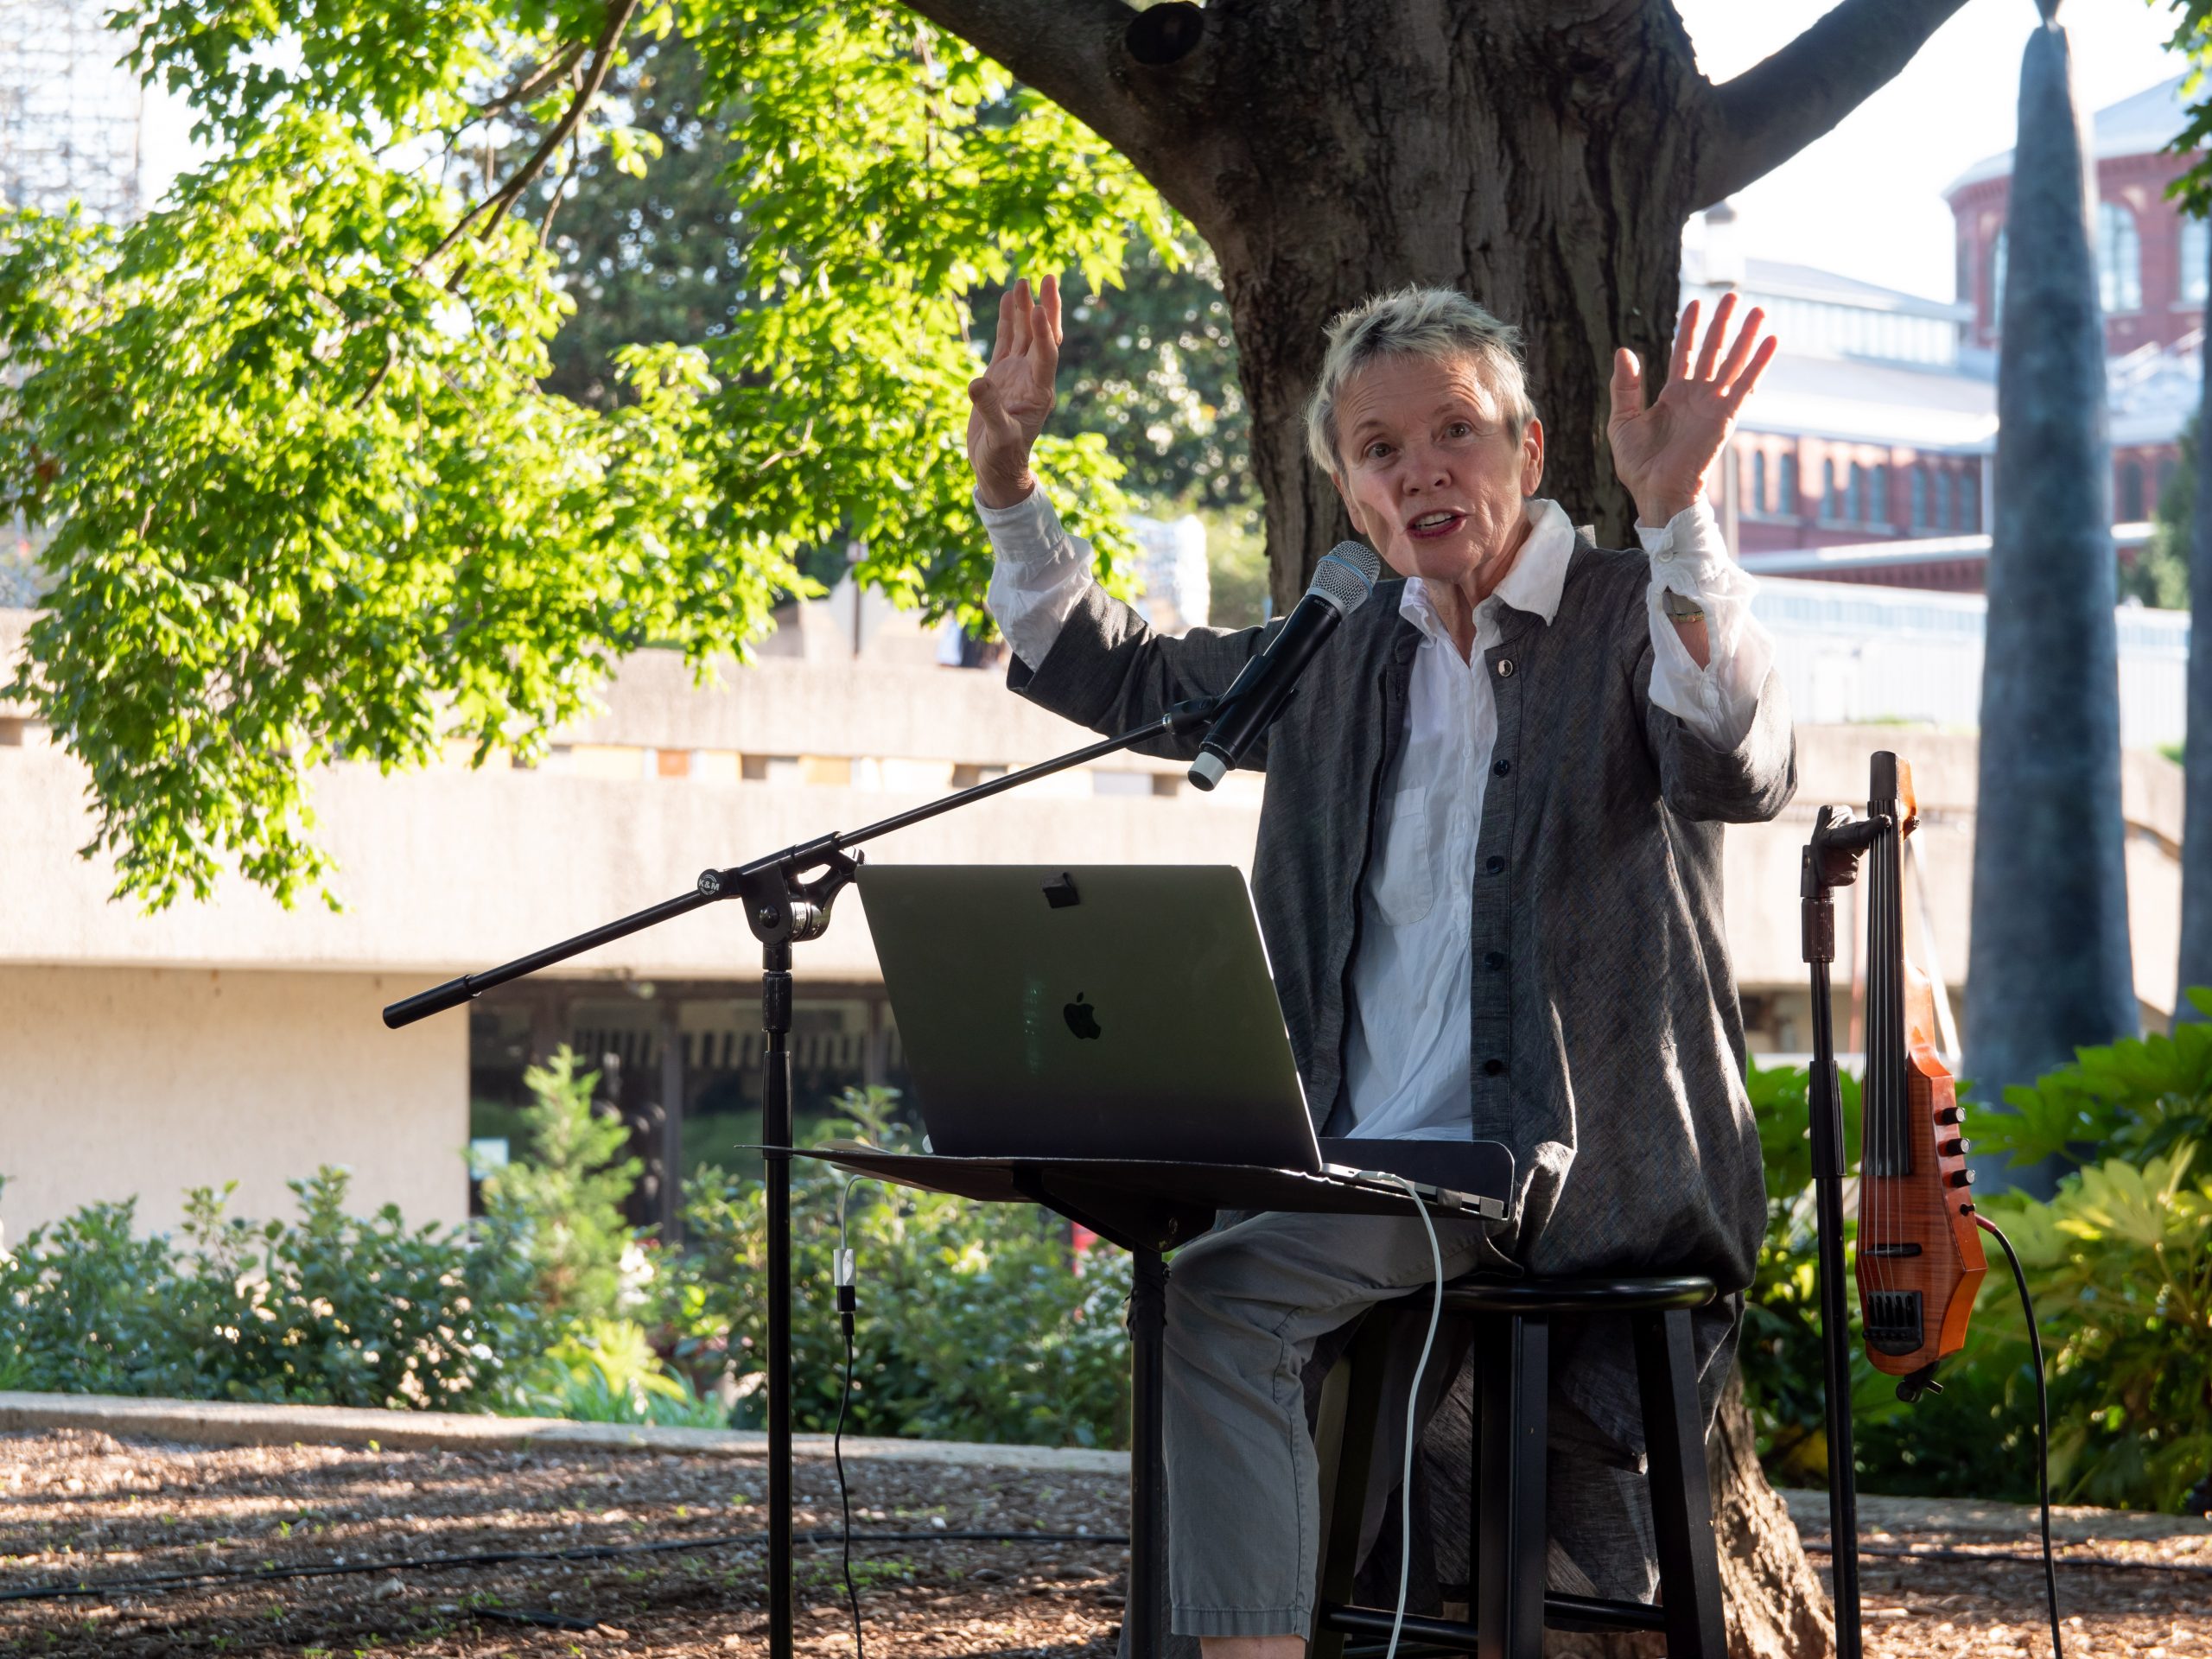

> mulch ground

[{"left": 1, "top": 1427, "right": 2206, "bottom": 1657}]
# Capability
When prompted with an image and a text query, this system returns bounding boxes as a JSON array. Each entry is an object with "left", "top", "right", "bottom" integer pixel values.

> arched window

[
  {"left": 1751, "top": 450, "right": 1767, "bottom": 514},
  {"left": 1779, "top": 453, "right": 1799, "bottom": 517},
  {"left": 1910, "top": 467, "right": 1929, "bottom": 529},
  {"left": 1870, "top": 464, "right": 1890, "bottom": 526},
  {"left": 1827, "top": 461, "right": 1847, "bottom": 522},
  {"left": 2159, "top": 456, "right": 2179, "bottom": 503},
  {"left": 1847, "top": 463, "right": 1867, "bottom": 524},
  {"left": 2119, "top": 460, "right": 2146, "bottom": 524},
  {"left": 1963, "top": 467, "right": 1982, "bottom": 531},
  {"left": 1934, "top": 468, "right": 1954, "bottom": 531},
  {"left": 2099, "top": 201, "right": 2143, "bottom": 313},
  {"left": 2182, "top": 216, "right": 2210, "bottom": 307},
  {"left": 1988, "top": 228, "right": 2008, "bottom": 327}
]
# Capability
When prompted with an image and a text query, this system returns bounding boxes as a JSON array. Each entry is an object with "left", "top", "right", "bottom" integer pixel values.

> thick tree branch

[
  {"left": 1693, "top": 0, "right": 1973, "bottom": 208},
  {"left": 897, "top": 0, "right": 1179, "bottom": 182}
]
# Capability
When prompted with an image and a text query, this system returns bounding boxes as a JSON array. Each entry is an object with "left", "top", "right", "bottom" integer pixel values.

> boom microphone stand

[
  {"left": 1799, "top": 804, "right": 1886, "bottom": 1659},
  {"left": 385, "top": 698, "right": 1219, "bottom": 1659}
]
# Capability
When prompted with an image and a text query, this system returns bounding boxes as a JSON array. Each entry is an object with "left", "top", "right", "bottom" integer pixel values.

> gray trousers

[{"left": 1159, "top": 1210, "right": 1661, "bottom": 1642}]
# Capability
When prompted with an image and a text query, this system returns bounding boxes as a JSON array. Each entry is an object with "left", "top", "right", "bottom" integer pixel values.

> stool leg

[
  {"left": 1312, "top": 1312, "right": 1394, "bottom": 1659},
  {"left": 1476, "top": 1312, "right": 1547, "bottom": 1659},
  {"left": 1630, "top": 1308, "right": 1726, "bottom": 1659}
]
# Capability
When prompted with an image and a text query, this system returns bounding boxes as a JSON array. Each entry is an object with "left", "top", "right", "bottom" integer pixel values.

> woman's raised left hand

[{"left": 1606, "top": 292, "right": 1777, "bottom": 527}]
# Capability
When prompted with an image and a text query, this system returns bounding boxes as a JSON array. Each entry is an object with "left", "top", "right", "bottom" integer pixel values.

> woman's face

[{"left": 1329, "top": 352, "right": 1545, "bottom": 591}]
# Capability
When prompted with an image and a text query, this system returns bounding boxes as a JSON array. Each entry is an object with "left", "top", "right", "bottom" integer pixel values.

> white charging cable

[{"left": 1379, "top": 1174, "right": 1445, "bottom": 1659}]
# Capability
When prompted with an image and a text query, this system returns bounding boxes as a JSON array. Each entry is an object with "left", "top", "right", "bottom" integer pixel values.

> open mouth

[{"left": 1406, "top": 511, "right": 1464, "bottom": 540}]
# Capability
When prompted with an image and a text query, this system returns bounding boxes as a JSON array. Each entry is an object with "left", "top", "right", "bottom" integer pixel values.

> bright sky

[
  {"left": 1674, "top": 0, "right": 2188, "bottom": 298},
  {"left": 137, "top": 1, "right": 2190, "bottom": 305}
]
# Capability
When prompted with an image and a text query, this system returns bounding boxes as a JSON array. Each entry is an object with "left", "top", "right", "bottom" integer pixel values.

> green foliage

[
  {"left": 2, "top": 0, "right": 1170, "bottom": 907},
  {"left": 664, "top": 1089, "right": 1132, "bottom": 1449},
  {"left": 518, "top": 1315, "right": 730, "bottom": 1427},
  {"left": 2125, "top": 411, "right": 2192, "bottom": 609},
  {"left": 1977, "top": 1149, "right": 2212, "bottom": 1511},
  {"left": 479, "top": 1047, "right": 645, "bottom": 1326},
  {"left": 1976, "top": 987, "right": 2212, "bottom": 1171},
  {"left": 1744, "top": 1032, "right": 2212, "bottom": 1512},
  {"left": 0, "top": 1168, "right": 540, "bottom": 1409}
]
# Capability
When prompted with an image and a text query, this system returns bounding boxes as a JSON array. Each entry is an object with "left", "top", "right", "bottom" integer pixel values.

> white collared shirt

[{"left": 977, "top": 486, "right": 1772, "bottom": 1141}]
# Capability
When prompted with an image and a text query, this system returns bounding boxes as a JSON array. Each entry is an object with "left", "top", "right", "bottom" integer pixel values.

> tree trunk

[
  {"left": 1160, "top": 3, "right": 1702, "bottom": 608},
  {"left": 1964, "top": 15, "right": 2138, "bottom": 1135}
]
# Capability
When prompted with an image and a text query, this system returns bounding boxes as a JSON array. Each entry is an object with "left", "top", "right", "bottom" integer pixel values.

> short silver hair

[{"left": 1304, "top": 286, "right": 1535, "bottom": 476}]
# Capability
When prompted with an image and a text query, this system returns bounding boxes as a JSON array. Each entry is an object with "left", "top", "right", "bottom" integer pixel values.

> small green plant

[
  {"left": 479, "top": 1047, "right": 645, "bottom": 1327},
  {"left": 663, "top": 1088, "right": 1133, "bottom": 1448},
  {"left": 517, "top": 1317, "right": 728, "bottom": 1428}
]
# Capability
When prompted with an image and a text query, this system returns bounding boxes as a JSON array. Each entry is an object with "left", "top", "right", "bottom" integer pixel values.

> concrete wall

[{"left": 0, "top": 966, "right": 465, "bottom": 1240}]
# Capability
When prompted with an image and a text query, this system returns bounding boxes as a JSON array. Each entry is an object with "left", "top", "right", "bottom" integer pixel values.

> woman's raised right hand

[{"left": 966, "top": 275, "right": 1062, "bottom": 509}]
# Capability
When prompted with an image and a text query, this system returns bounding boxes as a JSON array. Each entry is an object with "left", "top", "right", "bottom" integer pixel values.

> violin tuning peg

[
  {"left": 1935, "top": 1104, "right": 1964, "bottom": 1126},
  {"left": 1947, "top": 1168, "right": 1975, "bottom": 1189},
  {"left": 1941, "top": 1137, "right": 1969, "bottom": 1158}
]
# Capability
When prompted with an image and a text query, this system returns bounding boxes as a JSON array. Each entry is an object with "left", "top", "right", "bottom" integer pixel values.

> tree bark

[
  {"left": 1964, "top": 16, "right": 2138, "bottom": 1132},
  {"left": 905, "top": 1, "right": 1968, "bottom": 1647}
]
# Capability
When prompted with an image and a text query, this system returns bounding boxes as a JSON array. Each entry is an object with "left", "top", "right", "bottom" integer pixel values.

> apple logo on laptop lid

[{"left": 1064, "top": 993, "right": 1102, "bottom": 1040}]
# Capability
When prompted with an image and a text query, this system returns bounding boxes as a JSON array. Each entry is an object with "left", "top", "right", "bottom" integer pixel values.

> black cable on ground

[
  {"left": 1976, "top": 1213, "right": 2064, "bottom": 1659},
  {"left": 1798, "top": 1541, "right": 2209, "bottom": 1577},
  {"left": 0, "top": 1529, "right": 1131, "bottom": 1605}
]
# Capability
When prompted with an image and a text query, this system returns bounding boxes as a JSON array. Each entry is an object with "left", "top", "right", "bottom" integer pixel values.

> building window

[
  {"left": 1910, "top": 467, "right": 1929, "bottom": 529},
  {"left": 1934, "top": 468, "right": 1954, "bottom": 531},
  {"left": 1988, "top": 228, "right": 2008, "bottom": 327},
  {"left": 1962, "top": 466, "right": 1982, "bottom": 532},
  {"left": 1868, "top": 464, "right": 1890, "bottom": 528},
  {"left": 1779, "top": 452, "right": 1799, "bottom": 517},
  {"left": 2120, "top": 460, "right": 2146, "bottom": 524},
  {"left": 1847, "top": 463, "right": 1867, "bottom": 524},
  {"left": 1825, "top": 461, "right": 1847, "bottom": 523},
  {"left": 1750, "top": 450, "right": 1767, "bottom": 514},
  {"left": 2159, "top": 456, "right": 2179, "bottom": 504},
  {"left": 2098, "top": 201, "right": 2143, "bottom": 314},
  {"left": 2183, "top": 217, "right": 2210, "bottom": 307}
]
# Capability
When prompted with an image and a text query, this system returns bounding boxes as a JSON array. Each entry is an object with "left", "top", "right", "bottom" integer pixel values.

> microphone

[{"left": 1188, "top": 540, "right": 1383, "bottom": 790}]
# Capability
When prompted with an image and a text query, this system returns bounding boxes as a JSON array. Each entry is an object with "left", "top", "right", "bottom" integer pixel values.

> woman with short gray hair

[{"left": 966, "top": 276, "right": 1789, "bottom": 1656}]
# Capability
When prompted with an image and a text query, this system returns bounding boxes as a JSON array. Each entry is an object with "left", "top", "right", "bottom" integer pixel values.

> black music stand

[{"left": 797, "top": 1147, "right": 1509, "bottom": 1658}]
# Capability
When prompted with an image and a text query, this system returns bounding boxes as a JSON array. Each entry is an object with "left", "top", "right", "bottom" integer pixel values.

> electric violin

[{"left": 1855, "top": 753, "right": 1986, "bottom": 1398}]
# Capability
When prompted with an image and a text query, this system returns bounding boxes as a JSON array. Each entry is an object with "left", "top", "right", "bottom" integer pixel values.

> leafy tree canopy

[{"left": 1, "top": 0, "right": 1173, "bottom": 907}]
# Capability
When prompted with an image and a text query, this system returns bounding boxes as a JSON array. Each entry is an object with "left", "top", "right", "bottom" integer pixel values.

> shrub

[
  {"left": 1745, "top": 1019, "right": 2212, "bottom": 1513},
  {"left": 662, "top": 1089, "right": 1133, "bottom": 1449},
  {"left": 479, "top": 1047, "right": 645, "bottom": 1327},
  {"left": 0, "top": 1167, "right": 540, "bottom": 1410},
  {"left": 516, "top": 1316, "right": 730, "bottom": 1428}
]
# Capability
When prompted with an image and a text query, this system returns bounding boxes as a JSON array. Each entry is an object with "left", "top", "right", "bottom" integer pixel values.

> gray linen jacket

[{"left": 1007, "top": 529, "right": 1796, "bottom": 1449}]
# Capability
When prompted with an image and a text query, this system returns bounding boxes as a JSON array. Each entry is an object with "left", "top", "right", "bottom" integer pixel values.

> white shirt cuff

[
  {"left": 1637, "top": 501, "right": 1771, "bottom": 749},
  {"left": 979, "top": 481, "right": 1096, "bottom": 667}
]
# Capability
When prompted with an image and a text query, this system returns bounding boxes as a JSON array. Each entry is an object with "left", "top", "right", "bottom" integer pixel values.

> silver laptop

[{"left": 855, "top": 863, "right": 1509, "bottom": 1215}]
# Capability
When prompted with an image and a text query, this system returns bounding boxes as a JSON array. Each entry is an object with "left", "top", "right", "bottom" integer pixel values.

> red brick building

[{"left": 1700, "top": 76, "right": 2201, "bottom": 593}]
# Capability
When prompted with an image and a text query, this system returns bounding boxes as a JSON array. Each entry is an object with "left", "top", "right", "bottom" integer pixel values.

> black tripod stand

[
  {"left": 1799, "top": 803, "right": 1887, "bottom": 1659},
  {"left": 385, "top": 699, "right": 1220, "bottom": 1659}
]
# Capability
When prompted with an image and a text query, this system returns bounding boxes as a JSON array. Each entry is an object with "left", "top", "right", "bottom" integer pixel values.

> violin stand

[{"left": 1801, "top": 804, "right": 1881, "bottom": 1659}]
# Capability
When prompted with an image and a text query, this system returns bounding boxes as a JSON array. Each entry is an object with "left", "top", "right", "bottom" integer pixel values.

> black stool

[{"left": 1311, "top": 1274, "right": 1725, "bottom": 1659}]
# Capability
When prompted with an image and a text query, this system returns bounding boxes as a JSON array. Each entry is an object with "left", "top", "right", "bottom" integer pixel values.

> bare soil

[{"left": 1, "top": 1427, "right": 2206, "bottom": 1657}]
